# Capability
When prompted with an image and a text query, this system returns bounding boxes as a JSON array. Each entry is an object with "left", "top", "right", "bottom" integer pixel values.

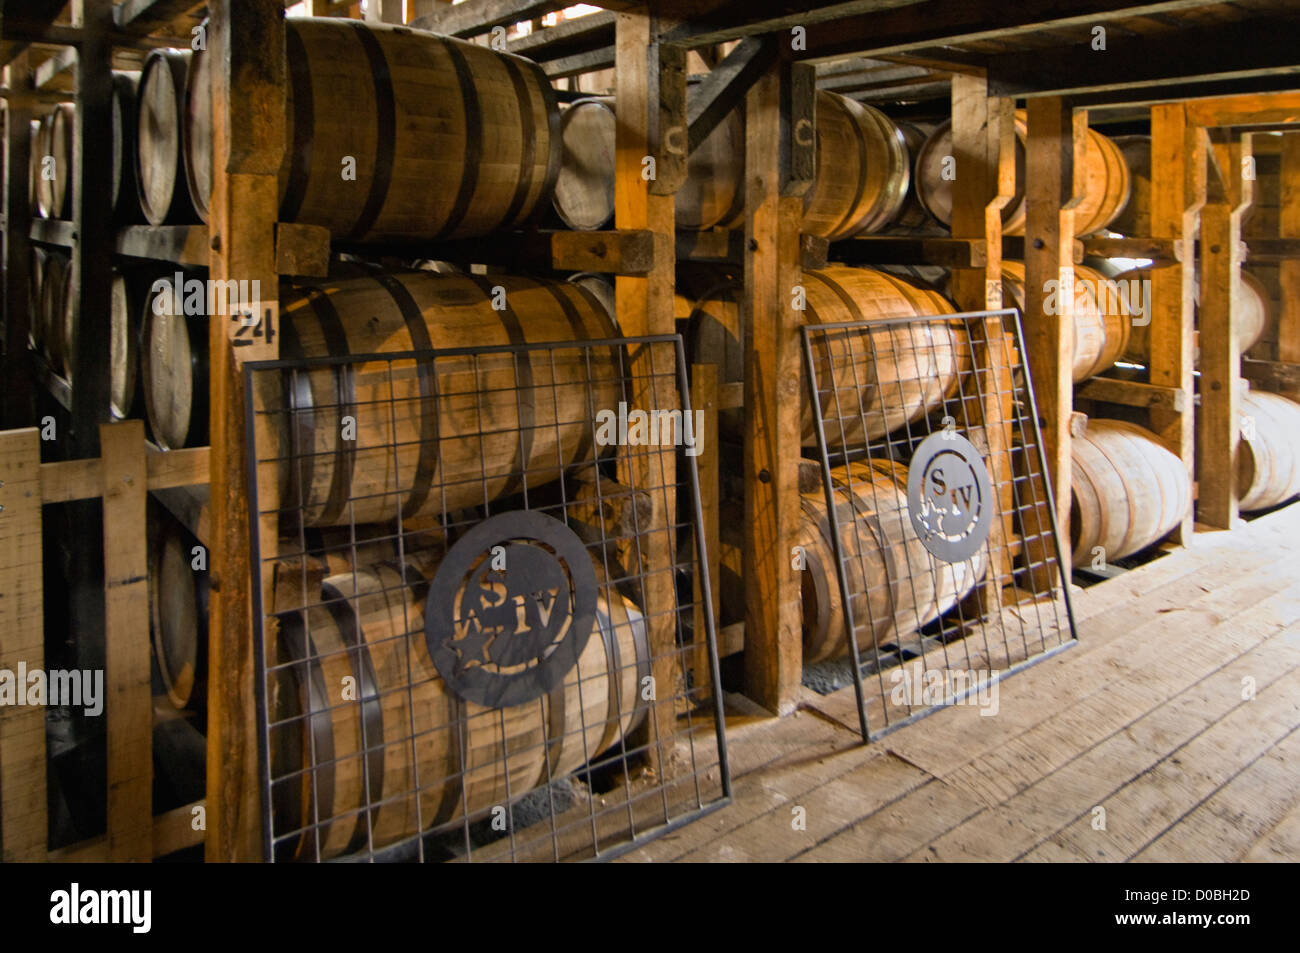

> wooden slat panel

[
  {"left": 100, "top": 420, "right": 152, "bottom": 861},
  {"left": 0, "top": 428, "right": 47, "bottom": 860}
]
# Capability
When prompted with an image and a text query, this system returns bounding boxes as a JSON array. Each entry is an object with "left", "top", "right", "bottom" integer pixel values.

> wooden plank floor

[{"left": 622, "top": 502, "right": 1300, "bottom": 863}]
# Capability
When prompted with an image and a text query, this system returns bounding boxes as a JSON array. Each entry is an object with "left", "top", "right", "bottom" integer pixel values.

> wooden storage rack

[{"left": 3, "top": 0, "right": 1300, "bottom": 861}]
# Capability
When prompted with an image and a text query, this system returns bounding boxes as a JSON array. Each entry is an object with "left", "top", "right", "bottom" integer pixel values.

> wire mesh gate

[
  {"left": 243, "top": 331, "right": 729, "bottom": 862},
  {"left": 800, "top": 307, "right": 1077, "bottom": 740}
]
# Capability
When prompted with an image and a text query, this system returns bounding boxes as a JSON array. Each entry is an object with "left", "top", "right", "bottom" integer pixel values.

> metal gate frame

[
  {"left": 801, "top": 307, "right": 1079, "bottom": 741},
  {"left": 242, "top": 331, "right": 730, "bottom": 862}
]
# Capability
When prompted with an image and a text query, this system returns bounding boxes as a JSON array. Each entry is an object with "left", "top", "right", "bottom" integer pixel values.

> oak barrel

[
  {"left": 1108, "top": 136, "right": 1151, "bottom": 237},
  {"left": 918, "top": 115, "right": 1129, "bottom": 237},
  {"left": 281, "top": 272, "right": 622, "bottom": 527},
  {"left": 1000, "top": 260, "right": 1131, "bottom": 381},
  {"left": 110, "top": 271, "right": 144, "bottom": 420},
  {"left": 1069, "top": 418, "right": 1190, "bottom": 564},
  {"left": 803, "top": 93, "right": 910, "bottom": 240},
  {"left": 40, "top": 252, "right": 72, "bottom": 375},
  {"left": 185, "top": 18, "right": 560, "bottom": 239},
  {"left": 137, "top": 49, "right": 197, "bottom": 224},
  {"left": 675, "top": 108, "right": 746, "bottom": 231},
  {"left": 886, "top": 120, "right": 941, "bottom": 234},
  {"left": 150, "top": 516, "right": 205, "bottom": 710},
  {"left": 110, "top": 70, "right": 144, "bottom": 222},
  {"left": 142, "top": 273, "right": 210, "bottom": 449},
  {"left": 1238, "top": 390, "right": 1300, "bottom": 512},
  {"left": 1119, "top": 267, "right": 1268, "bottom": 364},
  {"left": 568, "top": 272, "right": 617, "bottom": 327},
  {"left": 800, "top": 460, "right": 986, "bottom": 663},
  {"left": 27, "top": 246, "right": 46, "bottom": 353},
  {"left": 690, "top": 266, "right": 968, "bottom": 448},
  {"left": 34, "top": 104, "right": 73, "bottom": 220},
  {"left": 272, "top": 557, "right": 648, "bottom": 860},
  {"left": 552, "top": 98, "right": 616, "bottom": 230}
]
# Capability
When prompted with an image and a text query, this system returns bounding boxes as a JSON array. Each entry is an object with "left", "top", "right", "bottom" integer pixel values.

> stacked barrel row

[{"left": 1079, "top": 134, "right": 1300, "bottom": 529}]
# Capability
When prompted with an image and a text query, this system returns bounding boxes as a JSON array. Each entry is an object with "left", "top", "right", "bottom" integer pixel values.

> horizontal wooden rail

[
  {"left": 1076, "top": 376, "right": 1189, "bottom": 412},
  {"left": 40, "top": 445, "right": 209, "bottom": 504},
  {"left": 47, "top": 799, "right": 206, "bottom": 862}
]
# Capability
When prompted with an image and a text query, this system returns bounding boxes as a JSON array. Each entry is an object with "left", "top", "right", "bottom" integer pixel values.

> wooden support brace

[
  {"left": 1075, "top": 376, "right": 1189, "bottom": 413},
  {"left": 1197, "top": 132, "right": 1251, "bottom": 527},
  {"left": 100, "top": 421, "right": 152, "bottom": 860},
  {"left": 0, "top": 428, "right": 47, "bottom": 860},
  {"left": 686, "top": 36, "right": 777, "bottom": 155},
  {"left": 741, "top": 59, "right": 804, "bottom": 715},
  {"left": 1022, "top": 98, "right": 1078, "bottom": 587},
  {"left": 1148, "top": 104, "right": 1205, "bottom": 546}
]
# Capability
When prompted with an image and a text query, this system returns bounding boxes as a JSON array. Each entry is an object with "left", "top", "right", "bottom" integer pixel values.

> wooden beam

[
  {"left": 1240, "top": 358, "right": 1300, "bottom": 391},
  {"left": 687, "top": 37, "right": 777, "bottom": 154},
  {"left": 789, "top": 0, "right": 1230, "bottom": 64},
  {"left": 541, "top": 46, "right": 616, "bottom": 80},
  {"left": 205, "top": 0, "right": 285, "bottom": 864},
  {"left": 1022, "top": 98, "right": 1077, "bottom": 584},
  {"left": 0, "top": 428, "right": 47, "bottom": 860},
  {"left": 1147, "top": 104, "right": 1205, "bottom": 545},
  {"left": 1075, "top": 376, "right": 1188, "bottom": 412},
  {"left": 69, "top": 0, "right": 115, "bottom": 459},
  {"left": 413, "top": 0, "right": 582, "bottom": 38},
  {"left": 2, "top": 52, "right": 36, "bottom": 428},
  {"left": 1243, "top": 237, "right": 1300, "bottom": 261},
  {"left": 742, "top": 59, "right": 804, "bottom": 715},
  {"left": 1072, "top": 75, "right": 1300, "bottom": 112},
  {"left": 677, "top": 228, "right": 827, "bottom": 269},
  {"left": 1279, "top": 133, "right": 1300, "bottom": 401},
  {"left": 507, "top": 10, "right": 615, "bottom": 61},
  {"left": 614, "top": 12, "right": 679, "bottom": 768},
  {"left": 33, "top": 46, "right": 76, "bottom": 89},
  {"left": 987, "top": 17, "right": 1300, "bottom": 99},
  {"left": 39, "top": 445, "right": 210, "bottom": 503},
  {"left": 1197, "top": 132, "right": 1250, "bottom": 527},
  {"left": 47, "top": 799, "right": 206, "bottom": 861},
  {"left": 0, "top": 0, "right": 69, "bottom": 66},
  {"left": 112, "top": 0, "right": 206, "bottom": 36},
  {"left": 1082, "top": 235, "right": 1180, "bottom": 263},
  {"left": 832, "top": 235, "right": 987, "bottom": 267},
  {"left": 1185, "top": 92, "right": 1300, "bottom": 128},
  {"left": 100, "top": 420, "right": 152, "bottom": 860}
]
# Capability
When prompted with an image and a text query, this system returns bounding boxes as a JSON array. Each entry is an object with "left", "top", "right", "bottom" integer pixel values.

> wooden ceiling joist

[
  {"left": 412, "top": 0, "right": 637, "bottom": 40},
  {"left": 687, "top": 36, "right": 776, "bottom": 153},
  {"left": 506, "top": 9, "right": 615, "bottom": 61},
  {"left": 987, "top": 15, "right": 1300, "bottom": 99},
  {"left": 112, "top": 0, "right": 205, "bottom": 36}
]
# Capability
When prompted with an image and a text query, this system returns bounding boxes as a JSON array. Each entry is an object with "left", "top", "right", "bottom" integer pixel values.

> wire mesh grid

[
  {"left": 243, "top": 332, "right": 729, "bottom": 862},
  {"left": 801, "top": 307, "right": 1077, "bottom": 740}
]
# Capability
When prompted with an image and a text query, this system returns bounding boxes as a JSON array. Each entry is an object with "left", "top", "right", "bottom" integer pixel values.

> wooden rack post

[
  {"left": 948, "top": 73, "right": 1016, "bottom": 609},
  {"left": 1, "top": 52, "right": 35, "bottom": 429},
  {"left": 1149, "top": 103, "right": 1205, "bottom": 546},
  {"left": 1022, "top": 97, "right": 1078, "bottom": 583},
  {"left": 741, "top": 58, "right": 805, "bottom": 715},
  {"left": 205, "top": 0, "right": 285, "bottom": 863},
  {"left": 1197, "top": 131, "right": 1252, "bottom": 528},
  {"left": 614, "top": 12, "right": 682, "bottom": 767},
  {"left": 1281, "top": 132, "right": 1300, "bottom": 401}
]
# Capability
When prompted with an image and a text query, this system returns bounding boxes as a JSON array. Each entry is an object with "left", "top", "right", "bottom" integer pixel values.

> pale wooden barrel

[
  {"left": 1108, "top": 135, "right": 1151, "bottom": 237},
  {"left": 690, "top": 267, "right": 967, "bottom": 447},
  {"left": 110, "top": 70, "right": 144, "bottom": 222},
  {"left": 27, "top": 246, "right": 46, "bottom": 353},
  {"left": 552, "top": 98, "right": 616, "bottom": 230},
  {"left": 28, "top": 118, "right": 42, "bottom": 218},
  {"left": 110, "top": 272, "right": 143, "bottom": 420},
  {"left": 918, "top": 115, "right": 1129, "bottom": 237},
  {"left": 186, "top": 18, "right": 560, "bottom": 239},
  {"left": 886, "top": 120, "right": 941, "bottom": 234},
  {"left": 1001, "top": 260, "right": 1130, "bottom": 381},
  {"left": 34, "top": 104, "right": 73, "bottom": 220},
  {"left": 40, "top": 252, "right": 71, "bottom": 375},
  {"left": 272, "top": 557, "right": 648, "bottom": 860},
  {"left": 1238, "top": 390, "right": 1300, "bottom": 512},
  {"left": 568, "top": 272, "right": 617, "bottom": 328},
  {"left": 803, "top": 92, "right": 910, "bottom": 240},
  {"left": 1069, "top": 419, "right": 1190, "bottom": 564},
  {"left": 137, "top": 49, "right": 196, "bottom": 224},
  {"left": 800, "top": 460, "right": 985, "bottom": 663},
  {"left": 1120, "top": 267, "right": 1268, "bottom": 364},
  {"left": 150, "top": 515, "right": 203, "bottom": 710},
  {"left": 675, "top": 108, "right": 746, "bottom": 231},
  {"left": 142, "top": 273, "right": 209, "bottom": 449},
  {"left": 281, "top": 272, "right": 621, "bottom": 527}
]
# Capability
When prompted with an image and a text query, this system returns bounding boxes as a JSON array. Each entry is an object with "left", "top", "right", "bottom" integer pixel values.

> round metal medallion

[
  {"left": 425, "top": 511, "right": 597, "bottom": 709},
  {"left": 906, "top": 431, "right": 994, "bottom": 563}
]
